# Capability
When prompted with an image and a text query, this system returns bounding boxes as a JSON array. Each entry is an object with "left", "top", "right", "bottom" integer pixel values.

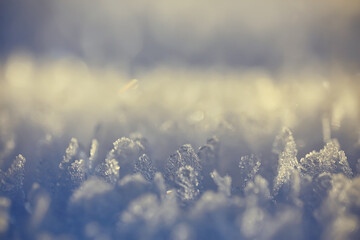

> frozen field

[
  {"left": 1, "top": 56, "right": 360, "bottom": 239},
  {"left": 1, "top": 0, "right": 360, "bottom": 239}
]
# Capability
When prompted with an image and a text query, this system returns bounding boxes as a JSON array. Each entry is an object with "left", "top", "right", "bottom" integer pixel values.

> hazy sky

[{"left": 1, "top": 0, "right": 360, "bottom": 74}]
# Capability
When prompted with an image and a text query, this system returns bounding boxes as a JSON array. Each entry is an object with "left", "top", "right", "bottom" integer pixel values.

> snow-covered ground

[
  {"left": 1, "top": 55, "right": 360, "bottom": 239},
  {"left": 1, "top": 0, "right": 360, "bottom": 239}
]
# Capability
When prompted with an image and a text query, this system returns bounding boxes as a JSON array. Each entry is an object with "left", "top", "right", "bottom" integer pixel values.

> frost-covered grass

[{"left": 1, "top": 56, "right": 360, "bottom": 239}]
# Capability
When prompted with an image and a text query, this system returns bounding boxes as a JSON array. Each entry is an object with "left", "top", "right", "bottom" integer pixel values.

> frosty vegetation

[
  {"left": 1, "top": 127, "right": 360, "bottom": 239},
  {"left": 0, "top": 57, "right": 360, "bottom": 239}
]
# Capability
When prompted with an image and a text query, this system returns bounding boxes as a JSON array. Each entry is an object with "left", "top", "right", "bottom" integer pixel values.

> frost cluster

[{"left": 0, "top": 127, "right": 360, "bottom": 240}]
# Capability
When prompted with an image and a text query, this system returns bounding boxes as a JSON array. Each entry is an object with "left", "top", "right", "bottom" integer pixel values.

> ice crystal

[
  {"left": 175, "top": 165, "right": 200, "bottom": 202},
  {"left": 0, "top": 154, "right": 26, "bottom": 194},
  {"left": 96, "top": 158, "right": 120, "bottom": 184},
  {"left": 300, "top": 139, "right": 353, "bottom": 178},
  {"left": 69, "top": 159, "right": 86, "bottom": 183},
  {"left": 59, "top": 138, "right": 80, "bottom": 170},
  {"left": 239, "top": 154, "right": 261, "bottom": 187},
  {"left": 134, "top": 154, "right": 156, "bottom": 181},
  {"left": 106, "top": 137, "right": 146, "bottom": 174},
  {"left": 0, "top": 124, "right": 359, "bottom": 239},
  {"left": 273, "top": 128, "right": 300, "bottom": 195},
  {"left": 58, "top": 138, "right": 89, "bottom": 187},
  {"left": 166, "top": 144, "right": 201, "bottom": 183}
]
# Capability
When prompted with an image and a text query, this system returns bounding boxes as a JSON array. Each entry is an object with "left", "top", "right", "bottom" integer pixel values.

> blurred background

[{"left": 1, "top": 0, "right": 360, "bottom": 72}]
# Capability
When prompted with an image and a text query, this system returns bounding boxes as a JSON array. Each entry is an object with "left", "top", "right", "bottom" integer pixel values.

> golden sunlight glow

[{"left": 0, "top": 54, "right": 359, "bottom": 145}]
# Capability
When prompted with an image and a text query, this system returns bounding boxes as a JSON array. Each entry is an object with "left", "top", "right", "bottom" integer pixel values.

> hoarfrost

[
  {"left": 134, "top": 154, "right": 156, "bottom": 181},
  {"left": 68, "top": 159, "right": 86, "bottom": 183},
  {"left": 106, "top": 137, "right": 146, "bottom": 174},
  {"left": 59, "top": 138, "right": 100, "bottom": 186},
  {"left": 300, "top": 139, "right": 353, "bottom": 178},
  {"left": 95, "top": 158, "right": 120, "bottom": 184},
  {"left": 273, "top": 128, "right": 300, "bottom": 195},
  {"left": 0, "top": 154, "right": 26, "bottom": 194},
  {"left": 0, "top": 124, "right": 359, "bottom": 239},
  {"left": 175, "top": 165, "right": 200, "bottom": 202},
  {"left": 239, "top": 154, "right": 261, "bottom": 187},
  {"left": 166, "top": 144, "right": 201, "bottom": 183},
  {"left": 59, "top": 138, "right": 80, "bottom": 170}
]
